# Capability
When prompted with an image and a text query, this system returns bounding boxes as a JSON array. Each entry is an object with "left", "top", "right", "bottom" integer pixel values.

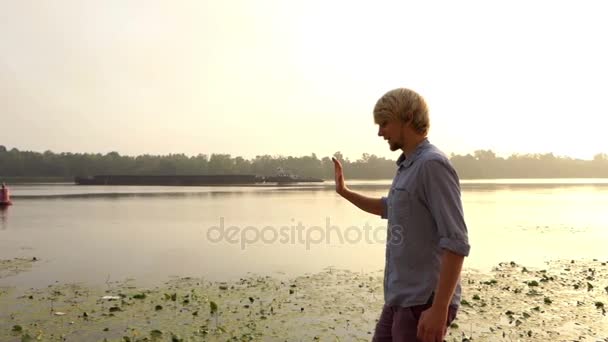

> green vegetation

[
  {"left": 2, "top": 259, "right": 608, "bottom": 341},
  {"left": 1, "top": 145, "right": 607, "bottom": 180}
]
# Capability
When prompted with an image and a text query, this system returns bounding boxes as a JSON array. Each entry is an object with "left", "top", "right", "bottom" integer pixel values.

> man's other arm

[{"left": 332, "top": 157, "right": 386, "bottom": 217}]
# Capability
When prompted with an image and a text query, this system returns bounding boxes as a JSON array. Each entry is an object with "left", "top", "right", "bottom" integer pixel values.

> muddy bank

[
  {"left": 0, "top": 258, "right": 37, "bottom": 279},
  {"left": 1, "top": 258, "right": 607, "bottom": 341}
]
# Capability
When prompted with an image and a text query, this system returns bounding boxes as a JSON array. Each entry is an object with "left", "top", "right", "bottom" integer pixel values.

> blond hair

[{"left": 373, "top": 88, "right": 430, "bottom": 135}]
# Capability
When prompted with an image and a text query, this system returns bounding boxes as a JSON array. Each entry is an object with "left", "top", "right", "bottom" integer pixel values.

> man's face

[{"left": 377, "top": 118, "right": 404, "bottom": 151}]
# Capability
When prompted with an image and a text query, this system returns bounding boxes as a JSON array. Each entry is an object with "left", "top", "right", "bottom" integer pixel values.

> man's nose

[{"left": 377, "top": 127, "right": 383, "bottom": 137}]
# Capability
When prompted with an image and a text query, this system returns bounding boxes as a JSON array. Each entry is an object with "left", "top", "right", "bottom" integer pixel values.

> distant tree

[
  {"left": 0, "top": 145, "right": 607, "bottom": 180},
  {"left": 208, "top": 154, "right": 234, "bottom": 174},
  {"left": 473, "top": 150, "right": 496, "bottom": 161},
  {"left": 332, "top": 151, "right": 344, "bottom": 162},
  {"left": 593, "top": 153, "right": 608, "bottom": 161}
]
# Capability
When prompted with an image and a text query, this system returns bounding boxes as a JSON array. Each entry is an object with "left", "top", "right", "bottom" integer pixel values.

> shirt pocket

[
  {"left": 388, "top": 187, "right": 412, "bottom": 245},
  {"left": 390, "top": 187, "right": 411, "bottom": 219}
]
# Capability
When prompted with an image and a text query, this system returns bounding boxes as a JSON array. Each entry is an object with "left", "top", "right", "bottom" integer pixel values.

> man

[{"left": 332, "top": 88, "right": 470, "bottom": 342}]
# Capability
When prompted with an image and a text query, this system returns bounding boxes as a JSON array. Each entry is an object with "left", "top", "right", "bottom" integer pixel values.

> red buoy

[{"left": 0, "top": 183, "right": 12, "bottom": 206}]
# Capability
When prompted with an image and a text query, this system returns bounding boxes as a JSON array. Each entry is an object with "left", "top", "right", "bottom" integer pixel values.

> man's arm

[
  {"left": 332, "top": 157, "right": 385, "bottom": 217},
  {"left": 417, "top": 158, "right": 471, "bottom": 342},
  {"left": 418, "top": 250, "right": 464, "bottom": 342},
  {"left": 338, "top": 188, "right": 385, "bottom": 216},
  {"left": 433, "top": 250, "right": 465, "bottom": 310}
]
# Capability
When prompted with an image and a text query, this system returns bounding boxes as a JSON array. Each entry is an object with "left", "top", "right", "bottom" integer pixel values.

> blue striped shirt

[{"left": 381, "top": 139, "right": 470, "bottom": 308}]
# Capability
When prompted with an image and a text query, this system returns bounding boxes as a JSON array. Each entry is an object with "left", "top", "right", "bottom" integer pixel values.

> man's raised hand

[{"left": 332, "top": 157, "right": 346, "bottom": 195}]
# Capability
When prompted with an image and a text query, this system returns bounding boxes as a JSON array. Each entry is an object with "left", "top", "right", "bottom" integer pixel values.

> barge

[{"left": 74, "top": 174, "right": 323, "bottom": 186}]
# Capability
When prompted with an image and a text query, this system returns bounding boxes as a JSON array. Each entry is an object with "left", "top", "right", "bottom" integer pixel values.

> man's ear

[{"left": 403, "top": 113, "right": 413, "bottom": 125}]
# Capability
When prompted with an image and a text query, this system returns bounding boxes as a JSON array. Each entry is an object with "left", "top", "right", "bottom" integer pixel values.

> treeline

[{"left": 1, "top": 145, "right": 607, "bottom": 180}]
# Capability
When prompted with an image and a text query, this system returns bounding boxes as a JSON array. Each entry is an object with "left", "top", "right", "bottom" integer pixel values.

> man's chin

[{"left": 389, "top": 143, "right": 402, "bottom": 151}]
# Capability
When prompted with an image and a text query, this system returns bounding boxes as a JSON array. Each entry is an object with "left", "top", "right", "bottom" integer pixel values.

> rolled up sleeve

[{"left": 422, "top": 159, "right": 471, "bottom": 256}]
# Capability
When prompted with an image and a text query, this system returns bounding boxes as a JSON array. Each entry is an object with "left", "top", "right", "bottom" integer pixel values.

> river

[{"left": 1, "top": 179, "right": 607, "bottom": 288}]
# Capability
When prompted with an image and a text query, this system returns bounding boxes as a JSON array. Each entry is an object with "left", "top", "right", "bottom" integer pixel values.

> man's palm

[{"left": 332, "top": 157, "right": 345, "bottom": 194}]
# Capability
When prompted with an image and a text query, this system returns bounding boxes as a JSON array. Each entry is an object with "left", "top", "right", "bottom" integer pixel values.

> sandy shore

[{"left": 1, "top": 258, "right": 607, "bottom": 341}]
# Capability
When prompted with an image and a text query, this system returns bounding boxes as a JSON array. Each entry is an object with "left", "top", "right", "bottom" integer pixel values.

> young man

[{"left": 332, "top": 88, "right": 470, "bottom": 342}]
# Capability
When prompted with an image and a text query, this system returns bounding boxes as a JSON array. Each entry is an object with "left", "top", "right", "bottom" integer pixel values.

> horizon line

[{"left": 1, "top": 145, "right": 606, "bottom": 162}]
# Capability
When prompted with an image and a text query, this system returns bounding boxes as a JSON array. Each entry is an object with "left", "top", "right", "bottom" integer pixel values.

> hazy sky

[{"left": 1, "top": 0, "right": 607, "bottom": 160}]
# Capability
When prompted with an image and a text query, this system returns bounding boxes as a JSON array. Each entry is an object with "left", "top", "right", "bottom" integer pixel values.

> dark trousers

[{"left": 372, "top": 302, "right": 458, "bottom": 342}]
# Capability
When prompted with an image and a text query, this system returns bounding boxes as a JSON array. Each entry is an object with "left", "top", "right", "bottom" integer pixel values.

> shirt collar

[{"left": 396, "top": 138, "right": 430, "bottom": 167}]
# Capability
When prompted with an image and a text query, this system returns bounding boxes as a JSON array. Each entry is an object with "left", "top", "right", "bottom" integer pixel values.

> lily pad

[
  {"left": 210, "top": 301, "right": 218, "bottom": 315},
  {"left": 150, "top": 329, "right": 163, "bottom": 338}
]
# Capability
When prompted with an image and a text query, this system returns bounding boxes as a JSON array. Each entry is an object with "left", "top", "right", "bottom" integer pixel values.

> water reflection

[
  {"left": 13, "top": 191, "right": 265, "bottom": 200},
  {"left": 8, "top": 180, "right": 608, "bottom": 200},
  {"left": 1, "top": 181, "right": 607, "bottom": 288},
  {"left": 460, "top": 183, "right": 608, "bottom": 191},
  {"left": 0, "top": 206, "right": 7, "bottom": 230}
]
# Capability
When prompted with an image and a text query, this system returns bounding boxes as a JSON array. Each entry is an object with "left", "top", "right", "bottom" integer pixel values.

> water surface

[{"left": 1, "top": 179, "right": 607, "bottom": 288}]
